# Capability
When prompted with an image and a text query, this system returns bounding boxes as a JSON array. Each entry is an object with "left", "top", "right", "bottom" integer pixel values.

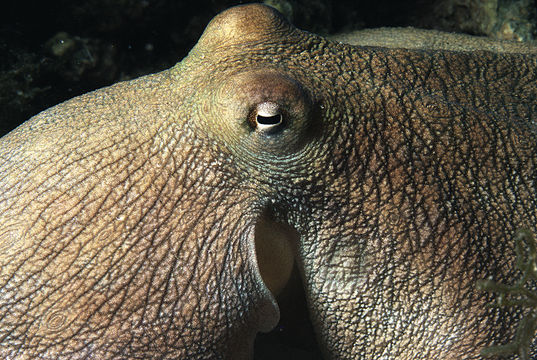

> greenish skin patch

[
  {"left": 478, "top": 229, "right": 537, "bottom": 360},
  {"left": 0, "top": 4, "right": 536, "bottom": 359}
]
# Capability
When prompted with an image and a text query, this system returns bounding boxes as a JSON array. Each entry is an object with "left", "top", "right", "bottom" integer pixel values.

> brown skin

[{"left": 0, "top": 3, "right": 536, "bottom": 359}]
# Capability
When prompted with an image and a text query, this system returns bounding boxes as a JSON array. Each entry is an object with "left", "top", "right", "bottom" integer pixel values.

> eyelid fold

[{"left": 203, "top": 69, "right": 321, "bottom": 159}]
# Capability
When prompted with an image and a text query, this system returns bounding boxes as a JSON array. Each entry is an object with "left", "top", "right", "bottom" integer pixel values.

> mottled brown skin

[{"left": 1, "top": 4, "right": 537, "bottom": 359}]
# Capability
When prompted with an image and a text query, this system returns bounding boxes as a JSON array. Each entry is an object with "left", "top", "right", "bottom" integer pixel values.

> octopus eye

[{"left": 251, "top": 101, "right": 284, "bottom": 133}]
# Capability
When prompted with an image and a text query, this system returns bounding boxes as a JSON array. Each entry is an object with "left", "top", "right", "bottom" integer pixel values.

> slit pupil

[{"left": 257, "top": 114, "right": 282, "bottom": 126}]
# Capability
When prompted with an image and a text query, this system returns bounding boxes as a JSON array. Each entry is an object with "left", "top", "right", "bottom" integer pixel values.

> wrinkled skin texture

[{"left": 1, "top": 4, "right": 537, "bottom": 359}]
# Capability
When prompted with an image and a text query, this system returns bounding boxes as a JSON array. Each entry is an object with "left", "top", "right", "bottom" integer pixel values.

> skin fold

[{"left": 0, "top": 3, "right": 536, "bottom": 359}]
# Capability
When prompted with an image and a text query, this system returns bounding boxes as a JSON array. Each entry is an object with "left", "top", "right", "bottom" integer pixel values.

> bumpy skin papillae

[
  {"left": 0, "top": 59, "right": 280, "bottom": 358},
  {"left": 1, "top": 4, "right": 537, "bottom": 359}
]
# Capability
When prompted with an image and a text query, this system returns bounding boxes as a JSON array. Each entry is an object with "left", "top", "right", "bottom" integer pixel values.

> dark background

[{"left": 1, "top": 0, "right": 535, "bottom": 136}]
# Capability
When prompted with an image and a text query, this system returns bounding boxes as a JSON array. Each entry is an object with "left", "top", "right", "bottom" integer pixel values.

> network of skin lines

[{"left": 0, "top": 3, "right": 536, "bottom": 360}]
